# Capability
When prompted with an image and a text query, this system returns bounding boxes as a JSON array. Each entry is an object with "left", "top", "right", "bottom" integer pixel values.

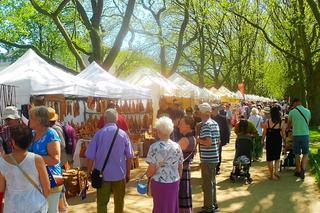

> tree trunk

[
  {"left": 103, "top": 0, "right": 136, "bottom": 70},
  {"left": 170, "top": 0, "right": 190, "bottom": 75}
]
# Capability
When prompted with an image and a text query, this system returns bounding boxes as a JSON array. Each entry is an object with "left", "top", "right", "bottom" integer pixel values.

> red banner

[{"left": 238, "top": 81, "right": 245, "bottom": 96}]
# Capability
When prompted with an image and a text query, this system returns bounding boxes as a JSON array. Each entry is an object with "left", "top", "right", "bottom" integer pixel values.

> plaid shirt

[{"left": 0, "top": 125, "right": 12, "bottom": 154}]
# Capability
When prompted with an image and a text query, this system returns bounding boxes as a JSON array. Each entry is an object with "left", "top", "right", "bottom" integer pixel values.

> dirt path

[{"left": 68, "top": 134, "right": 320, "bottom": 213}]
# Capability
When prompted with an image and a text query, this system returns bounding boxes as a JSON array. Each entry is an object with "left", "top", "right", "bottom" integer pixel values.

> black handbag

[{"left": 91, "top": 127, "right": 119, "bottom": 189}]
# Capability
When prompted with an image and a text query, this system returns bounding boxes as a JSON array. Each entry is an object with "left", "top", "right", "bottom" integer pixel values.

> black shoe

[
  {"left": 294, "top": 171, "right": 300, "bottom": 177},
  {"left": 300, "top": 169, "right": 305, "bottom": 179},
  {"left": 198, "top": 210, "right": 214, "bottom": 213},
  {"left": 214, "top": 204, "right": 219, "bottom": 211}
]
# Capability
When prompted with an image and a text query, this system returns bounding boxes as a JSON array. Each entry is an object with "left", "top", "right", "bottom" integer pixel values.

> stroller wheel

[
  {"left": 247, "top": 177, "right": 253, "bottom": 184},
  {"left": 230, "top": 173, "right": 236, "bottom": 183}
]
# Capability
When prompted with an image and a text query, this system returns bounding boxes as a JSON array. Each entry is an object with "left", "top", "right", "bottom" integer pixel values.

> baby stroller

[
  {"left": 280, "top": 130, "right": 295, "bottom": 171},
  {"left": 230, "top": 135, "right": 253, "bottom": 184}
]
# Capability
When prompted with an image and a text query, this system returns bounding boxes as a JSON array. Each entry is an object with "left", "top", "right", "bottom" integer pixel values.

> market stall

[
  {"left": 0, "top": 49, "right": 96, "bottom": 106},
  {"left": 125, "top": 67, "right": 190, "bottom": 125},
  {"left": 169, "top": 73, "right": 220, "bottom": 104}
]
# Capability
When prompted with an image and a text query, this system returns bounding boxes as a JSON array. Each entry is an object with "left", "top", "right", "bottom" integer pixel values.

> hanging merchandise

[
  {"left": 143, "top": 114, "right": 149, "bottom": 129},
  {"left": 74, "top": 101, "right": 80, "bottom": 117},
  {"left": 131, "top": 101, "right": 135, "bottom": 113},
  {"left": 60, "top": 100, "right": 67, "bottom": 120},
  {"left": 0, "top": 84, "right": 17, "bottom": 119},
  {"left": 139, "top": 100, "right": 145, "bottom": 112},
  {"left": 96, "top": 99, "right": 101, "bottom": 113},
  {"left": 67, "top": 101, "right": 72, "bottom": 115},
  {"left": 124, "top": 100, "right": 130, "bottom": 113}
]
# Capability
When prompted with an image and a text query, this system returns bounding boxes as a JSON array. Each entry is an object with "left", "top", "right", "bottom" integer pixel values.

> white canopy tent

[
  {"left": 200, "top": 87, "right": 220, "bottom": 100},
  {"left": 125, "top": 68, "right": 188, "bottom": 124},
  {"left": 168, "top": 73, "right": 202, "bottom": 99},
  {"left": 77, "top": 62, "right": 151, "bottom": 100},
  {"left": 218, "top": 86, "right": 237, "bottom": 98},
  {"left": 0, "top": 49, "right": 96, "bottom": 105},
  {"left": 125, "top": 68, "right": 188, "bottom": 97},
  {"left": 169, "top": 73, "right": 219, "bottom": 101}
]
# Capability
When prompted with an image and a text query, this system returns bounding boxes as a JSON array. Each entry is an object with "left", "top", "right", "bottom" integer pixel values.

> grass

[{"left": 309, "top": 127, "right": 320, "bottom": 183}]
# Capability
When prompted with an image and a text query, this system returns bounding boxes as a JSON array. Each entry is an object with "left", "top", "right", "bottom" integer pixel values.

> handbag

[
  {"left": 91, "top": 127, "right": 119, "bottom": 189},
  {"left": 47, "top": 166, "right": 64, "bottom": 188},
  {"left": 8, "top": 154, "right": 43, "bottom": 195}
]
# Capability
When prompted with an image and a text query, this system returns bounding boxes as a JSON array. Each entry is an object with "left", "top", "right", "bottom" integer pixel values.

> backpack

[{"left": 62, "top": 123, "right": 74, "bottom": 155}]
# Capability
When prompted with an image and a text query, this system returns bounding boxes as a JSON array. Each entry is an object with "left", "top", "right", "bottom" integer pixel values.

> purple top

[{"left": 85, "top": 123, "right": 133, "bottom": 181}]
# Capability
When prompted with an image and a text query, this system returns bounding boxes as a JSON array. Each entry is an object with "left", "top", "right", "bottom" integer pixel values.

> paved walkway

[{"left": 68, "top": 134, "right": 320, "bottom": 213}]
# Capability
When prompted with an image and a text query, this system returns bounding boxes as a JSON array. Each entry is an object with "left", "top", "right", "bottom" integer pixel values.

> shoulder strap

[
  {"left": 8, "top": 154, "right": 43, "bottom": 194},
  {"left": 295, "top": 107, "right": 309, "bottom": 126},
  {"left": 101, "top": 127, "right": 119, "bottom": 173},
  {"left": 271, "top": 121, "right": 278, "bottom": 129},
  {"left": 267, "top": 120, "right": 270, "bottom": 128},
  {"left": 255, "top": 117, "right": 261, "bottom": 129}
]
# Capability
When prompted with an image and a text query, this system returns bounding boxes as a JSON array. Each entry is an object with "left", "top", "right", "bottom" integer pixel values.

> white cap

[
  {"left": 2, "top": 106, "right": 20, "bottom": 120},
  {"left": 198, "top": 103, "right": 212, "bottom": 114}
]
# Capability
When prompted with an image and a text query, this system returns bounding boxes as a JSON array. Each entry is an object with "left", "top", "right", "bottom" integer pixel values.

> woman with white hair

[
  {"left": 145, "top": 116, "right": 184, "bottom": 213},
  {"left": 248, "top": 107, "right": 263, "bottom": 161}
]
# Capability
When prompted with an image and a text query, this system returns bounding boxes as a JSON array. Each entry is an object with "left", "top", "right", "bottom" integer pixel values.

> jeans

[
  {"left": 201, "top": 162, "right": 217, "bottom": 211},
  {"left": 97, "top": 179, "right": 126, "bottom": 213}
]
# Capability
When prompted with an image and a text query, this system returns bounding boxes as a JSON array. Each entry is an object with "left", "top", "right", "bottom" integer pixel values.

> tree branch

[
  {"left": 91, "top": 0, "right": 104, "bottom": 28},
  {"left": 72, "top": 42, "right": 91, "bottom": 55},
  {"left": 53, "top": 0, "right": 71, "bottom": 16},
  {"left": 103, "top": 0, "right": 136, "bottom": 70},
  {"left": 30, "top": 0, "right": 51, "bottom": 16},
  {"left": 0, "top": 39, "right": 77, "bottom": 74},
  {"left": 72, "top": 0, "right": 92, "bottom": 30},
  {"left": 230, "top": 10, "right": 305, "bottom": 64},
  {"left": 306, "top": 0, "right": 320, "bottom": 26}
]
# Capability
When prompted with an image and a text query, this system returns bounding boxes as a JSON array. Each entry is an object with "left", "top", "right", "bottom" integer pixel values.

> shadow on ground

[{"left": 68, "top": 137, "right": 320, "bottom": 213}]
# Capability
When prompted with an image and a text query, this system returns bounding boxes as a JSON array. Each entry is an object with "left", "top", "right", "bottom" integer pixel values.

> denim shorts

[{"left": 293, "top": 135, "right": 309, "bottom": 155}]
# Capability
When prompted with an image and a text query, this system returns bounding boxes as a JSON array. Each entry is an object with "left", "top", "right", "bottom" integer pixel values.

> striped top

[{"left": 199, "top": 118, "right": 220, "bottom": 163}]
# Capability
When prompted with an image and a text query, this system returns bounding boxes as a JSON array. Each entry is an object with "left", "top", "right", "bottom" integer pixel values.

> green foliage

[{"left": 113, "top": 50, "right": 160, "bottom": 77}]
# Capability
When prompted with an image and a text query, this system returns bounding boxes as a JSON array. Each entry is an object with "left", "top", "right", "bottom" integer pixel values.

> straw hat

[
  {"left": 262, "top": 106, "right": 270, "bottom": 114},
  {"left": 47, "top": 107, "right": 58, "bottom": 121},
  {"left": 251, "top": 107, "right": 258, "bottom": 115}
]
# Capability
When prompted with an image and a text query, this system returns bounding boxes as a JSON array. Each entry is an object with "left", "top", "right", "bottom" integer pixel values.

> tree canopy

[{"left": 1, "top": 0, "right": 320, "bottom": 124}]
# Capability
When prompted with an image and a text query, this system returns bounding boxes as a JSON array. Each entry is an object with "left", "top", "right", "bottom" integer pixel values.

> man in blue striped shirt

[{"left": 197, "top": 103, "right": 220, "bottom": 213}]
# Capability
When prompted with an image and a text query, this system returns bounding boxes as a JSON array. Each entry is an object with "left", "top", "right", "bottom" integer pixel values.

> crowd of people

[
  {"left": 0, "top": 96, "right": 311, "bottom": 213},
  {"left": 143, "top": 98, "right": 311, "bottom": 213}
]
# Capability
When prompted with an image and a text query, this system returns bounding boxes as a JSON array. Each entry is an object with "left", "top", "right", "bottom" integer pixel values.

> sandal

[{"left": 274, "top": 173, "right": 280, "bottom": 179}]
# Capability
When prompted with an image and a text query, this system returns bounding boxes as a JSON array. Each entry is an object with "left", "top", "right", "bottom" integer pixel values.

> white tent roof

[
  {"left": 77, "top": 62, "right": 151, "bottom": 99},
  {"left": 168, "top": 73, "right": 202, "bottom": 98},
  {"left": 200, "top": 87, "right": 220, "bottom": 100},
  {"left": 125, "top": 68, "right": 188, "bottom": 97},
  {"left": 0, "top": 49, "right": 95, "bottom": 105},
  {"left": 218, "top": 86, "right": 237, "bottom": 97}
]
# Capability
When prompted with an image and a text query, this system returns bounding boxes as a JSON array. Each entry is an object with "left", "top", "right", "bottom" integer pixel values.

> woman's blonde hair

[
  {"left": 155, "top": 116, "right": 174, "bottom": 136},
  {"left": 29, "top": 106, "right": 50, "bottom": 127}
]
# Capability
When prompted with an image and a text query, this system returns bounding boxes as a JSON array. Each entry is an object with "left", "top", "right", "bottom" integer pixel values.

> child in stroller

[
  {"left": 280, "top": 126, "right": 295, "bottom": 170},
  {"left": 230, "top": 135, "right": 253, "bottom": 184},
  {"left": 231, "top": 118, "right": 258, "bottom": 184}
]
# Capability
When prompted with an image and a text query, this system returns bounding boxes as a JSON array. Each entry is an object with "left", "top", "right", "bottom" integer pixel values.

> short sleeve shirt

[
  {"left": 29, "top": 127, "right": 62, "bottom": 175},
  {"left": 85, "top": 124, "right": 134, "bottom": 181},
  {"left": 288, "top": 105, "right": 311, "bottom": 136},
  {"left": 145, "top": 139, "right": 183, "bottom": 183},
  {"left": 199, "top": 118, "right": 220, "bottom": 163},
  {"left": 248, "top": 115, "right": 263, "bottom": 136}
]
